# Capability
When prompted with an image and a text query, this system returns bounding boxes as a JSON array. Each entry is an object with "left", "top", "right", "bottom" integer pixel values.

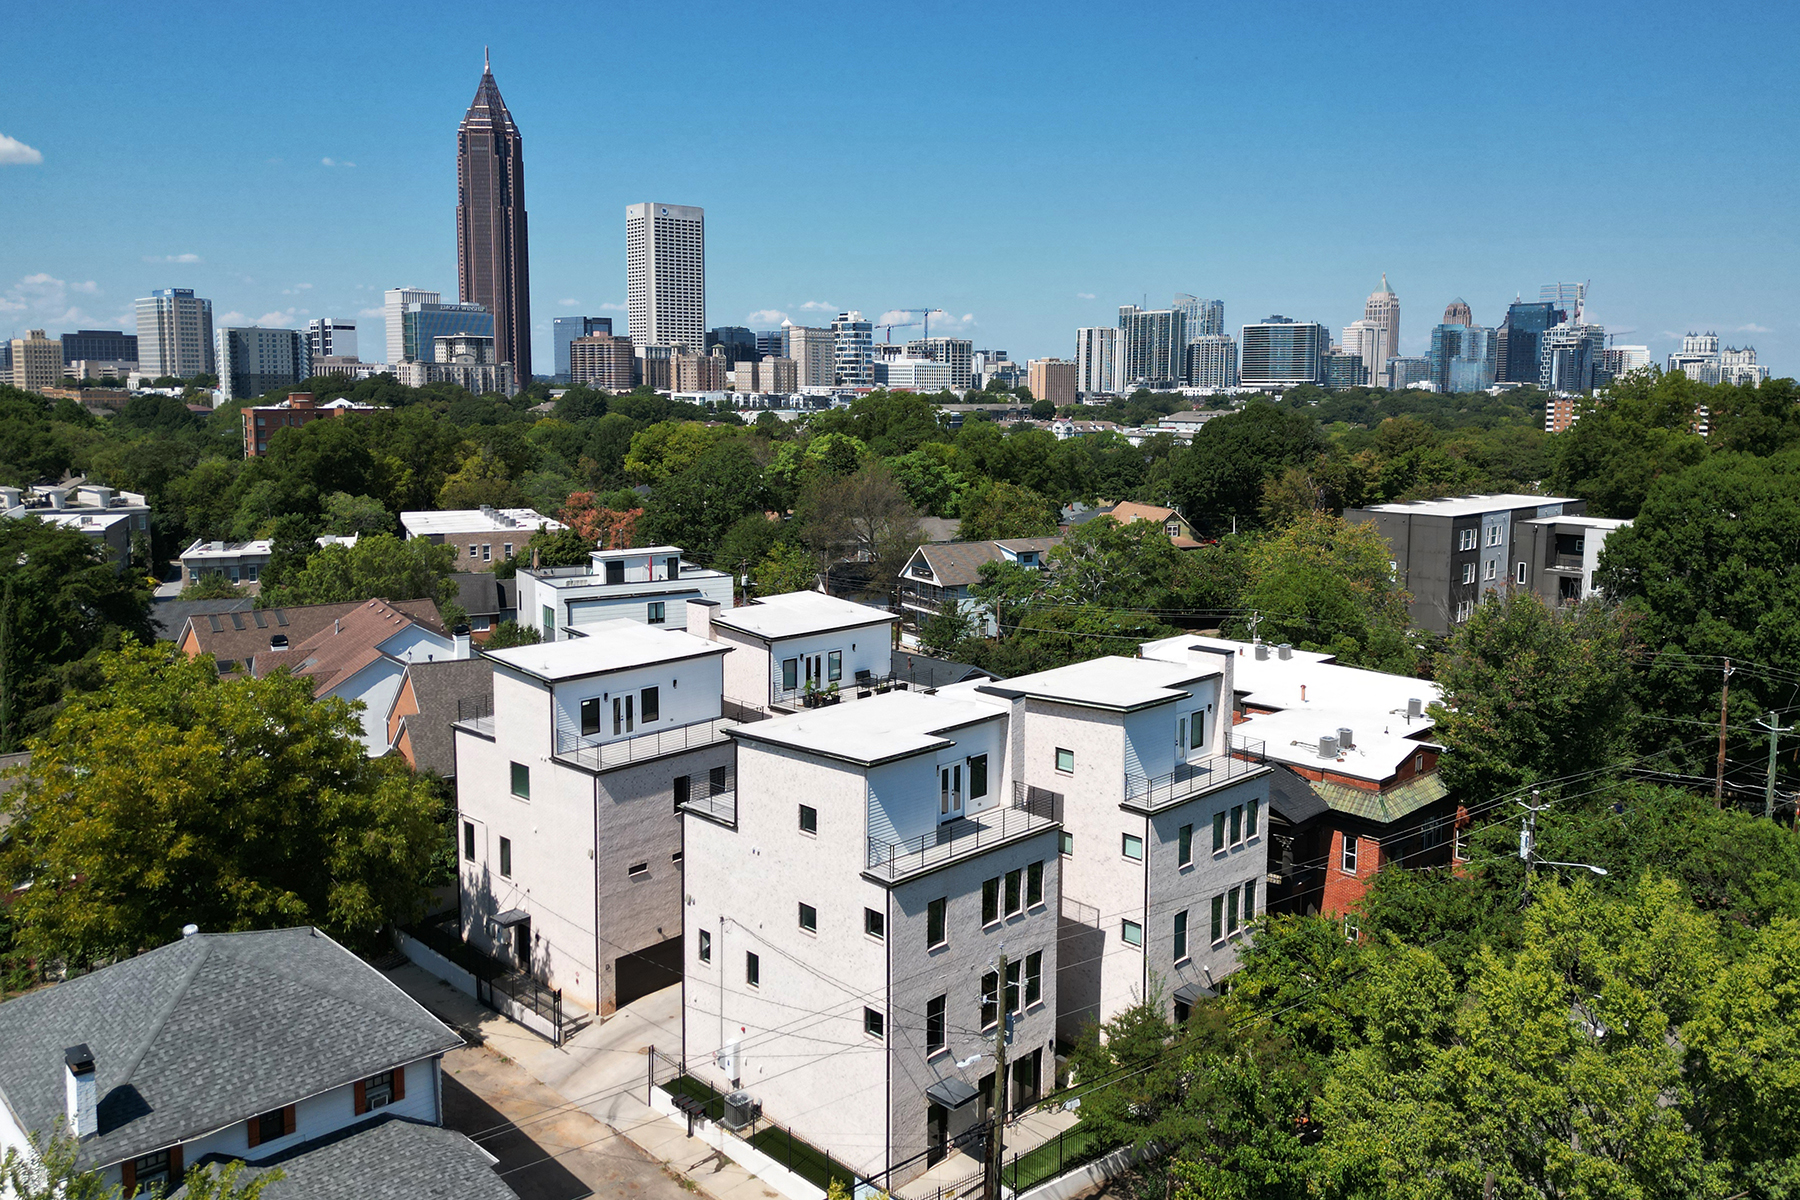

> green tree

[
  {"left": 955, "top": 480, "right": 1058, "bottom": 541},
  {"left": 483, "top": 620, "right": 541, "bottom": 649},
  {"left": 968, "top": 560, "right": 1044, "bottom": 639},
  {"left": 1549, "top": 369, "right": 1712, "bottom": 518},
  {"left": 178, "top": 574, "right": 242, "bottom": 600},
  {"left": 1167, "top": 402, "right": 1324, "bottom": 532},
  {"left": 1043, "top": 515, "right": 1191, "bottom": 612},
  {"left": 624, "top": 420, "right": 731, "bottom": 483},
  {"left": 638, "top": 440, "right": 770, "bottom": 556},
  {"left": 521, "top": 524, "right": 598, "bottom": 569},
  {"left": 1235, "top": 510, "right": 1416, "bottom": 672},
  {"left": 918, "top": 599, "right": 976, "bottom": 656},
  {"left": 3, "top": 1125, "right": 283, "bottom": 1199},
  {"left": 257, "top": 533, "right": 455, "bottom": 609},
  {"left": 0, "top": 645, "right": 442, "bottom": 963},
  {"left": 321, "top": 491, "right": 394, "bottom": 536},
  {"left": 1430, "top": 593, "right": 1639, "bottom": 800},
  {"left": 796, "top": 461, "right": 923, "bottom": 592},
  {"left": 436, "top": 447, "right": 528, "bottom": 510},
  {"left": 754, "top": 542, "right": 818, "bottom": 597}
]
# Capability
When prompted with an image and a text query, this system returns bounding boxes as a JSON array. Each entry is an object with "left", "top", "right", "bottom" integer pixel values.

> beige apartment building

[
  {"left": 784, "top": 325, "right": 835, "bottom": 387},
  {"left": 673, "top": 351, "right": 727, "bottom": 392},
  {"left": 731, "top": 356, "right": 798, "bottom": 393},
  {"left": 1028, "top": 357, "right": 1077, "bottom": 407},
  {"left": 569, "top": 333, "right": 636, "bottom": 391},
  {"left": 10, "top": 330, "right": 63, "bottom": 393}
]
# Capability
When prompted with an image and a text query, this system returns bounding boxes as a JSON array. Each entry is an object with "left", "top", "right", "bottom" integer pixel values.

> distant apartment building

[
  {"left": 216, "top": 326, "right": 310, "bottom": 401},
  {"left": 627, "top": 202, "right": 706, "bottom": 352},
  {"left": 394, "top": 333, "right": 516, "bottom": 394},
  {"left": 1, "top": 481, "right": 149, "bottom": 569},
  {"left": 400, "top": 507, "right": 565, "bottom": 571},
  {"left": 833, "top": 311, "right": 874, "bottom": 386},
  {"left": 568, "top": 333, "right": 636, "bottom": 391},
  {"left": 672, "top": 351, "right": 727, "bottom": 392},
  {"left": 1186, "top": 334, "right": 1239, "bottom": 389},
  {"left": 60, "top": 329, "right": 137, "bottom": 364},
  {"left": 384, "top": 286, "right": 440, "bottom": 363},
  {"left": 135, "top": 288, "right": 215, "bottom": 378},
  {"left": 1239, "top": 316, "right": 1329, "bottom": 388},
  {"left": 9, "top": 329, "right": 62, "bottom": 393},
  {"left": 1174, "top": 294, "right": 1225, "bottom": 339},
  {"left": 1027, "top": 357, "right": 1077, "bottom": 407},
  {"left": 1667, "top": 333, "right": 1770, "bottom": 386},
  {"left": 1510, "top": 513, "right": 1632, "bottom": 607},
  {"left": 242, "top": 393, "right": 379, "bottom": 457},
  {"left": 730, "top": 356, "right": 797, "bottom": 394},
  {"left": 516, "top": 545, "right": 734, "bottom": 639},
  {"left": 1117, "top": 305, "right": 1186, "bottom": 388},
  {"left": 1323, "top": 349, "right": 1365, "bottom": 392},
  {"left": 1074, "top": 326, "right": 1119, "bottom": 396},
  {"left": 1539, "top": 323, "right": 1608, "bottom": 393},
  {"left": 305, "top": 318, "right": 358, "bottom": 361},
  {"left": 874, "top": 356, "right": 953, "bottom": 392},
  {"left": 784, "top": 324, "right": 836, "bottom": 387},
  {"left": 1339, "top": 319, "right": 1384, "bottom": 388},
  {"left": 553, "top": 316, "right": 615, "bottom": 381},
  {"left": 1387, "top": 356, "right": 1433, "bottom": 390},
  {"left": 905, "top": 337, "right": 974, "bottom": 389},
  {"left": 1345, "top": 493, "right": 1596, "bottom": 633}
]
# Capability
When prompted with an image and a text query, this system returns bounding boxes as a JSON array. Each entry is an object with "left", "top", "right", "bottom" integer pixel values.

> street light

[{"left": 1535, "top": 861, "right": 1609, "bottom": 877}]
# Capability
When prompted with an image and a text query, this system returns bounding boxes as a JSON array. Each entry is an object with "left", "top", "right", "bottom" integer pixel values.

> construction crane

[
  {"left": 882, "top": 308, "right": 944, "bottom": 342},
  {"left": 873, "top": 320, "right": 919, "bottom": 343}
]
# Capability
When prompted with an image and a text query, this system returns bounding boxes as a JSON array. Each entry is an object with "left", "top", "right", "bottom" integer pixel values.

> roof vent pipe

[
  {"left": 1319, "top": 734, "right": 1339, "bottom": 758},
  {"left": 182, "top": 924, "right": 200, "bottom": 937}
]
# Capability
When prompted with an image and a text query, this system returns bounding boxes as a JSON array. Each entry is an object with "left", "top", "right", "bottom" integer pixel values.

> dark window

[
  {"left": 462, "top": 821, "right": 475, "bottom": 861},
  {"left": 782, "top": 658, "right": 798, "bottom": 691},
  {"left": 968, "top": 753, "right": 989, "bottom": 799},
  {"left": 1025, "top": 950, "right": 1043, "bottom": 1006},
  {"left": 828, "top": 650, "right": 842, "bottom": 682},
  {"left": 499, "top": 837, "right": 512, "bottom": 878},
  {"left": 511, "top": 762, "right": 530, "bottom": 799},
  {"left": 667, "top": 555, "right": 680, "bottom": 578},
  {"left": 864, "top": 1007, "right": 885, "bottom": 1039},
  {"left": 799, "top": 804, "right": 818, "bottom": 834},
  {"left": 926, "top": 994, "right": 947, "bottom": 1054},
  {"left": 981, "top": 970, "right": 999, "bottom": 1028},
  {"left": 673, "top": 775, "right": 690, "bottom": 813},
  {"left": 1026, "top": 861, "right": 1043, "bottom": 907},
  {"left": 1230, "top": 805, "right": 1243, "bottom": 845},
  {"left": 698, "top": 929, "right": 711, "bottom": 962},
  {"left": 256, "top": 1108, "right": 286, "bottom": 1145},
  {"left": 1004, "top": 868, "right": 1022, "bottom": 916},
  {"left": 131, "top": 1150, "right": 173, "bottom": 1193},
  {"left": 1005, "top": 959, "right": 1022, "bottom": 1012},
  {"left": 1211, "top": 894, "right": 1224, "bottom": 942},
  {"left": 628, "top": 862, "right": 649, "bottom": 878},
  {"left": 799, "top": 902, "right": 817, "bottom": 932},
  {"left": 641, "top": 686, "right": 660, "bottom": 722},
  {"left": 982, "top": 877, "right": 999, "bottom": 925},
  {"left": 1246, "top": 798, "right": 1260, "bottom": 838},
  {"left": 710, "top": 765, "right": 729, "bottom": 796},
  {"left": 1059, "top": 831, "right": 1073, "bottom": 857},
  {"left": 1243, "top": 880, "right": 1257, "bottom": 922},
  {"left": 1212, "top": 811, "right": 1226, "bottom": 852},
  {"left": 865, "top": 907, "right": 885, "bottom": 939},
  {"left": 1178, "top": 823, "right": 1193, "bottom": 866},
  {"left": 605, "top": 559, "right": 625, "bottom": 585},
  {"left": 746, "top": 951, "right": 760, "bottom": 987},
  {"left": 928, "top": 897, "right": 947, "bottom": 948},
  {"left": 580, "top": 697, "right": 601, "bottom": 736},
  {"left": 364, "top": 1069, "right": 396, "bottom": 1109},
  {"left": 647, "top": 601, "right": 666, "bottom": 625},
  {"left": 1174, "top": 910, "right": 1188, "bottom": 961}
]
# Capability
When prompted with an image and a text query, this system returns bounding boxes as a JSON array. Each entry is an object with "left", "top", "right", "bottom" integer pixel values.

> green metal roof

[{"left": 1311, "top": 772, "right": 1448, "bottom": 824}]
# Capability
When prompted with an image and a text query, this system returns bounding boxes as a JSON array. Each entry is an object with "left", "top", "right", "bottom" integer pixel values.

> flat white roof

[
  {"left": 1518, "top": 515, "right": 1631, "bottom": 531},
  {"left": 733, "top": 688, "right": 1005, "bottom": 766},
  {"left": 400, "top": 508, "right": 566, "bottom": 535},
  {"left": 181, "top": 538, "right": 273, "bottom": 560},
  {"left": 1143, "top": 635, "right": 1441, "bottom": 781},
  {"left": 594, "top": 544, "right": 685, "bottom": 558},
  {"left": 712, "top": 590, "right": 893, "bottom": 641},
  {"left": 37, "top": 511, "right": 131, "bottom": 532},
  {"left": 484, "top": 619, "right": 724, "bottom": 681},
  {"left": 1358, "top": 493, "right": 1579, "bottom": 518},
  {"left": 978, "top": 655, "right": 1217, "bottom": 712}
]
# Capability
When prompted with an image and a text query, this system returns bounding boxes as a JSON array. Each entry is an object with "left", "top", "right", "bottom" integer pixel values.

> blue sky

[{"left": 3, "top": 0, "right": 1795, "bottom": 374}]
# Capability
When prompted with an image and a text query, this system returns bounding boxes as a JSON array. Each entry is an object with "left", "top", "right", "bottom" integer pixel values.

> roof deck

[{"left": 864, "top": 782, "right": 1061, "bottom": 883}]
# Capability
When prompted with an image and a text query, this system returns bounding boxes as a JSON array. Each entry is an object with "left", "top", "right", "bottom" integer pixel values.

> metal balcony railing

[
  {"left": 553, "top": 715, "right": 738, "bottom": 772},
  {"left": 865, "top": 784, "right": 1062, "bottom": 881},
  {"left": 678, "top": 764, "right": 738, "bottom": 827},
  {"left": 1121, "top": 735, "right": 1268, "bottom": 811},
  {"left": 770, "top": 671, "right": 904, "bottom": 708}
]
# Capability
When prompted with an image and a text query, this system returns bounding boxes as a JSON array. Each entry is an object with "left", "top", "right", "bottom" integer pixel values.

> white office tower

[
  {"left": 1074, "top": 326, "right": 1119, "bottom": 396},
  {"left": 626, "top": 202, "right": 706, "bottom": 351},
  {"left": 384, "top": 287, "right": 439, "bottom": 364},
  {"left": 135, "top": 288, "right": 215, "bottom": 378},
  {"left": 832, "top": 310, "right": 873, "bottom": 386},
  {"left": 1360, "top": 275, "right": 1401, "bottom": 387},
  {"left": 1341, "top": 319, "right": 1384, "bottom": 387},
  {"left": 306, "top": 318, "right": 357, "bottom": 361}
]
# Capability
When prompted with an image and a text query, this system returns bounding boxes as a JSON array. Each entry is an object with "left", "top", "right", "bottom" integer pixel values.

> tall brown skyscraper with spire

[{"left": 457, "top": 50, "right": 531, "bottom": 379}]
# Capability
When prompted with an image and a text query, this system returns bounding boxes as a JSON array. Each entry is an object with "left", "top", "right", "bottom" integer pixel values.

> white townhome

[
  {"left": 516, "top": 545, "right": 734, "bottom": 640},
  {"left": 974, "top": 650, "right": 1272, "bottom": 1032},
  {"left": 689, "top": 591, "right": 897, "bottom": 716},
  {"left": 455, "top": 619, "right": 736, "bottom": 1014},
  {"left": 683, "top": 686, "right": 1063, "bottom": 1188}
]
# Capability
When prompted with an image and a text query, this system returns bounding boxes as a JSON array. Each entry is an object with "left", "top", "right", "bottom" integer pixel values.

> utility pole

[
  {"left": 1715, "top": 659, "right": 1734, "bottom": 806},
  {"left": 1517, "top": 790, "right": 1544, "bottom": 905},
  {"left": 1756, "top": 716, "right": 1794, "bottom": 820},
  {"left": 983, "top": 950, "right": 1010, "bottom": 1200}
]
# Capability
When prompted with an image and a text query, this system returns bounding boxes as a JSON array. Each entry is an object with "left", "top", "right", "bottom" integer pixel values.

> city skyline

[{"left": 1, "top": 1, "right": 1794, "bottom": 376}]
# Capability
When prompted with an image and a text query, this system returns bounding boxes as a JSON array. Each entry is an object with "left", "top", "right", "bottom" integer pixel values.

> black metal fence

[{"left": 479, "top": 971, "right": 566, "bottom": 1046}]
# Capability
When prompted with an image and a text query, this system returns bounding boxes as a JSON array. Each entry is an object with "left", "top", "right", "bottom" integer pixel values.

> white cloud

[
  {"left": 143, "top": 253, "right": 201, "bottom": 264},
  {"left": 798, "top": 300, "right": 836, "bottom": 312},
  {"left": 598, "top": 301, "right": 628, "bottom": 311},
  {"left": 1076, "top": 292, "right": 1096, "bottom": 300},
  {"left": 320, "top": 157, "right": 356, "bottom": 168},
  {"left": 1736, "top": 322, "right": 1772, "bottom": 333},
  {"left": 255, "top": 308, "right": 306, "bottom": 326},
  {"left": 2, "top": 273, "right": 101, "bottom": 325},
  {"left": 0, "top": 134, "right": 43, "bottom": 166},
  {"left": 558, "top": 298, "right": 580, "bottom": 307},
  {"left": 928, "top": 312, "right": 978, "bottom": 333},
  {"left": 357, "top": 306, "right": 385, "bottom": 318},
  {"left": 281, "top": 283, "right": 314, "bottom": 295},
  {"left": 747, "top": 309, "right": 789, "bottom": 326},
  {"left": 217, "top": 311, "right": 248, "bottom": 325}
]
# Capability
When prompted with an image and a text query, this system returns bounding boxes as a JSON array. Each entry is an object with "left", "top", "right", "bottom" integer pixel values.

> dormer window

[{"left": 911, "top": 560, "right": 931, "bottom": 578}]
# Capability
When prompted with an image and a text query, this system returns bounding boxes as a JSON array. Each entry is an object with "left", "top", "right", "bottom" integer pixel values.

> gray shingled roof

[
  {"left": 1265, "top": 765, "right": 1331, "bottom": 825},
  {"left": 0, "top": 928, "right": 462, "bottom": 1170},
  {"left": 174, "top": 1116, "right": 517, "bottom": 1200},
  {"left": 450, "top": 571, "right": 503, "bottom": 620},
  {"left": 399, "top": 658, "right": 494, "bottom": 777}
]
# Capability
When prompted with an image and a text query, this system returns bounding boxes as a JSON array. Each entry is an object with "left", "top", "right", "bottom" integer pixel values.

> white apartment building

[
  {"left": 627, "top": 202, "right": 706, "bottom": 352},
  {"left": 456, "top": 621, "right": 737, "bottom": 1014},
  {"left": 684, "top": 686, "right": 1063, "bottom": 1186},
  {"left": 136, "top": 288, "right": 215, "bottom": 378},
  {"left": 873, "top": 356, "right": 954, "bottom": 393},
  {"left": 2, "top": 482, "right": 150, "bottom": 569},
  {"left": 833, "top": 311, "right": 874, "bottom": 386},
  {"left": 307, "top": 318, "right": 358, "bottom": 361},
  {"left": 1186, "top": 335, "right": 1239, "bottom": 390},
  {"left": 976, "top": 652, "right": 1271, "bottom": 1035},
  {"left": 384, "top": 287, "right": 440, "bottom": 364},
  {"left": 516, "top": 545, "right": 734, "bottom": 639},
  {"left": 784, "top": 324, "right": 836, "bottom": 388},
  {"left": 691, "top": 591, "right": 896, "bottom": 715},
  {"left": 906, "top": 337, "right": 974, "bottom": 389},
  {"left": 1074, "top": 326, "right": 1118, "bottom": 396}
]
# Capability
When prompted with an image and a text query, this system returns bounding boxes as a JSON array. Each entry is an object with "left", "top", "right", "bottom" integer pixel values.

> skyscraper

[
  {"left": 1117, "top": 305, "right": 1186, "bottom": 388},
  {"left": 626, "top": 203, "right": 706, "bottom": 352},
  {"left": 9, "top": 330, "right": 63, "bottom": 393},
  {"left": 1186, "top": 335, "right": 1239, "bottom": 389},
  {"left": 457, "top": 51, "right": 531, "bottom": 379},
  {"left": 1360, "top": 275, "right": 1400, "bottom": 387},
  {"left": 705, "top": 327, "right": 758, "bottom": 365},
  {"left": 1496, "top": 297, "right": 1563, "bottom": 384},
  {"left": 135, "top": 288, "right": 215, "bottom": 378},
  {"left": 403, "top": 303, "right": 494, "bottom": 362},
  {"left": 1428, "top": 302, "right": 1497, "bottom": 393},
  {"left": 904, "top": 337, "right": 974, "bottom": 389},
  {"left": 306, "top": 318, "right": 357, "bottom": 361},
  {"left": 1073, "top": 326, "right": 1119, "bottom": 396},
  {"left": 1173, "top": 295, "right": 1225, "bottom": 339},
  {"left": 554, "top": 316, "right": 614, "bottom": 381},
  {"left": 1340, "top": 320, "right": 1385, "bottom": 388},
  {"left": 784, "top": 324, "right": 835, "bottom": 387},
  {"left": 384, "top": 287, "right": 439, "bottom": 364},
  {"left": 832, "top": 311, "right": 873, "bottom": 386},
  {"left": 216, "top": 326, "right": 308, "bottom": 401},
  {"left": 1540, "top": 323, "right": 1607, "bottom": 393},
  {"left": 1239, "top": 317, "right": 1330, "bottom": 389}
]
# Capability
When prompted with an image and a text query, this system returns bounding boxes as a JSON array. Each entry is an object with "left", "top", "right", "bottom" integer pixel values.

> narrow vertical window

[
  {"left": 746, "top": 951, "right": 760, "bottom": 987},
  {"left": 1178, "top": 824, "right": 1193, "bottom": 866},
  {"left": 1173, "top": 911, "right": 1188, "bottom": 962},
  {"left": 928, "top": 897, "right": 947, "bottom": 948}
]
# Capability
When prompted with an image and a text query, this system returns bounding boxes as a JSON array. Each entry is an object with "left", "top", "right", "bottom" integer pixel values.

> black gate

[{"left": 615, "top": 935, "right": 683, "bottom": 1009}]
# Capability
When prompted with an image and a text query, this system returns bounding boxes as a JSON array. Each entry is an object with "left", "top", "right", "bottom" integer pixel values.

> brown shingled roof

[
  {"left": 252, "top": 599, "right": 439, "bottom": 695},
  {"left": 181, "top": 598, "right": 445, "bottom": 675}
]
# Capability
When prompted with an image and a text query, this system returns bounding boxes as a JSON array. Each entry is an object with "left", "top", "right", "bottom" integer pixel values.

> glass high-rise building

[
  {"left": 1117, "top": 305, "right": 1186, "bottom": 388},
  {"left": 60, "top": 329, "right": 137, "bottom": 363},
  {"left": 1173, "top": 294, "right": 1225, "bottom": 340},
  {"left": 1429, "top": 302, "right": 1497, "bottom": 393},
  {"left": 404, "top": 303, "right": 495, "bottom": 362},
  {"left": 705, "top": 327, "right": 759, "bottom": 366},
  {"left": 1496, "top": 299, "right": 1563, "bottom": 384},
  {"left": 554, "top": 316, "right": 614, "bottom": 381},
  {"left": 216, "top": 326, "right": 308, "bottom": 401},
  {"left": 457, "top": 53, "right": 532, "bottom": 378},
  {"left": 1186, "top": 335, "right": 1239, "bottom": 389},
  {"left": 832, "top": 312, "right": 873, "bottom": 386},
  {"left": 1239, "top": 317, "right": 1329, "bottom": 388}
]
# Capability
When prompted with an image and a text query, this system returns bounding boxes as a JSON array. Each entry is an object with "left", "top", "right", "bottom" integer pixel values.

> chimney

[
  {"left": 270, "top": 634, "right": 289, "bottom": 652},
  {"left": 1337, "top": 727, "right": 1354, "bottom": 750},
  {"left": 453, "top": 623, "right": 471, "bottom": 659},
  {"left": 687, "top": 598, "right": 719, "bottom": 641},
  {"left": 64, "top": 1045, "right": 98, "bottom": 1139}
]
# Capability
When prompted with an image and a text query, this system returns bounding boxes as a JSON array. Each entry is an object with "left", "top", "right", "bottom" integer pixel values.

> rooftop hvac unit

[
  {"left": 1337, "top": 727, "right": 1354, "bottom": 750},
  {"left": 1319, "top": 734, "right": 1339, "bottom": 759},
  {"left": 1253, "top": 643, "right": 1269, "bottom": 661},
  {"left": 1407, "top": 697, "right": 1424, "bottom": 720},
  {"left": 1277, "top": 643, "right": 1293, "bottom": 660},
  {"left": 722, "top": 1090, "right": 761, "bottom": 1132}
]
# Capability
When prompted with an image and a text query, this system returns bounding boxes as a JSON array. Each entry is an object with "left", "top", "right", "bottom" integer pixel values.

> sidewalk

[{"left": 388, "top": 964, "right": 788, "bottom": 1200}]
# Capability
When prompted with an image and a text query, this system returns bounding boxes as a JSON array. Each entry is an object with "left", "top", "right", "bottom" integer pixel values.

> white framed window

[
  {"left": 1458, "top": 528, "right": 1477, "bottom": 551},
  {"left": 1455, "top": 600, "right": 1474, "bottom": 623},
  {"left": 1517, "top": 561, "right": 1528, "bottom": 585},
  {"left": 1487, "top": 525, "right": 1503, "bottom": 548},
  {"left": 482, "top": 544, "right": 492, "bottom": 562},
  {"left": 1342, "top": 834, "right": 1359, "bottom": 874},
  {"left": 1462, "top": 563, "right": 1476, "bottom": 584},
  {"left": 1484, "top": 560, "right": 1498, "bottom": 581}
]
